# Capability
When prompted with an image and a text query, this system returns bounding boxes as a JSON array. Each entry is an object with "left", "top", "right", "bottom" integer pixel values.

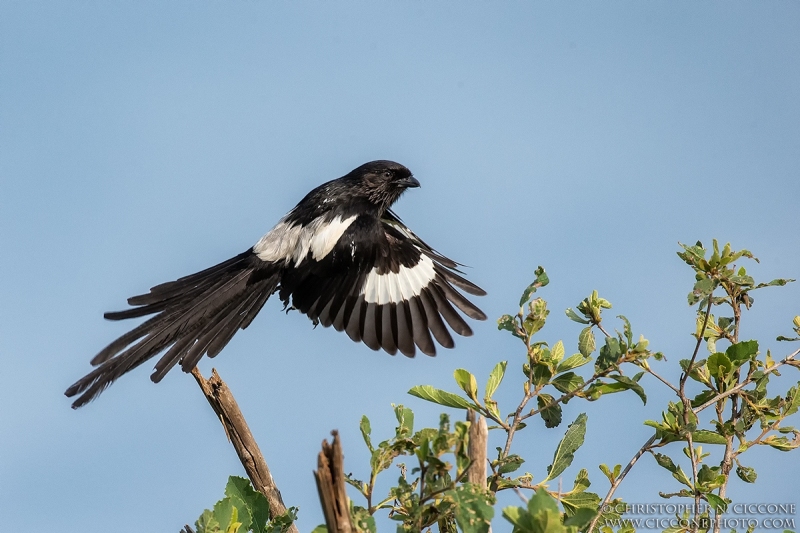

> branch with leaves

[{"left": 184, "top": 240, "right": 800, "bottom": 533}]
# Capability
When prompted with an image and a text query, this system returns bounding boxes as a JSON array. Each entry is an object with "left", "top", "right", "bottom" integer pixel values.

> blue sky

[{"left": 2, "top": 2, "right": 799, "bottom": 532}]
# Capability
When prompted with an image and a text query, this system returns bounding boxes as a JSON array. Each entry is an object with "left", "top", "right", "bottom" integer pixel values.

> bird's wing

[{"left": 280, "top": 213, "right": 486, "bottom": 357}]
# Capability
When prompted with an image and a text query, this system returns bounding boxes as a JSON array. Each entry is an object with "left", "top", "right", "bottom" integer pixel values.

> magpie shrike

[{"left": 65, "top": 160, "right": 486, "bottom": 408}]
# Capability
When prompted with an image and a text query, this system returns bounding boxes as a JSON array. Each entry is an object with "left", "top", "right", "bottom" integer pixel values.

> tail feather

[
  {"left": 93, "top": 269, "right": 250, "bottom": 366},
  {"left": 175, "top": 286, "right": 264, "bottom": 372},
  {"left": 151, "top": 333, "right": 200, "bottom": 382},
  {"left": 130, "top": 252, "right": 253, "bottom": 304},
  {"left": 65, "top": 251, "right": 279, "bottom": 408},
  {"left": 90, "top": 314, "right": 163, "bottom": 365},
  {"left": 204, "top": 280, "right": 273, "bottom": 359}
]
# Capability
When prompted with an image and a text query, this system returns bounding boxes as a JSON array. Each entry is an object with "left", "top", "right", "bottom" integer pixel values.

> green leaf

[
  {"left": 578, "top": 327, "right": 596, "bottom": 357},
  {"left": 783, "top": 384, "right": 800, "bottom": 417},
  {"left": 351, "top": 506, "right": 376, "bottom": 533},
  {"left": 565, "top": 308, "right": 590, "bottom": 324},
  {"left": 454, "top": 369, "right": 479, "bottom": 402},
  {"left": 497, "top": 454, "right": 525, "bottom": 474},
  {"left": 519, "top": 267, "right": 549, "bottom": 306},
  {"left": 706, "top": 493, "right": 728, "bottom": 513},
  {"left": 584, "top": 380, "right": 629, "bottom": 401},
  {"left": 560, "top": 491, "right": 601, "bottom": 516},
  {"left": 451, "top": 484, "right": 494, "bottom": 533},
  {"left": 677, "top": 241, "right": 705, "bottom": 266},
  {"left": 360, "top": 415, "right": 373, "bottom": 452},
  {"left": 736, "top": 465, "right": 757, "bottom": 483},
  {"left": 570, "top": 468, "right": 591, "bottom": 493},
  {"left": 596, "top": 337, "right": 621, "bottom": 371},
  {"left": 224, "top": 507, "right": 242, "bottom": 533},
  {"left": 408, "top": 385, "right": 478, "bottom": 411},
  {"left": 394, "top": 405, "right": 414, "bottom": 437},
  {"left": 211, "top": 497, "right": 237, "bottom": 533},
  {"left": 537, "top": 394, "right": 563, "bottom": 428},
  {"left": 691, "top": 430, "right": 728, "bottom": 445},
  {"left": 532, "top": 362, "right": 553, "bottom": 387},
  {"left": 705, "top": 337, "right": 716, "bottom": 354},
  {"left": 726, "top": 340, "right": 758, "bottom": 367},
  {"left": 599, "top": 463, "right": 614, "bottom": 482},
  {"left": 690, "top": 277, "right": 716, "bottom": 305},
  {"left": 543, "top": 413, "right": 587, "bottom": 482},
  {"left": 557, "top": 353, "right": 592, "bottom": 373},
  {"left": 551, "top": 372, "right": 585, "bottom": 395},
  {"left": 707, "top": 352, "right": 733, "bottom": 384},
  {"left": 551, "top": 340, "right": 565, "bottom": 363},
  {"left": 563, "top": 507, "right": 597, "bottom": 529},
  {"left": 618, "top": 315, "right": 633, "bottom": 346},
  {"left": 756, "top": 278, "right": 794, "bottom": 288},
  {"left": 225, "top": 476, "right": 270, "bottom": 532},
  {"left": 608, "top": 374, "right": 647, "bottom": 405},
  {"left": 652, "top": 453, "right": 692, "bottom": 487},
  {"left": 762, "top": 435, "right": 800, "bottom": 452},
  {"left": 652, "top": 452, "right": 677, "bottom": 472},
  {"left": 524, "top": 298, "right": 549, "bottom": 336},
  {"left": 196, "top": 509, "right": 221, "bottom": 533},
  {"left": 690, "top": 390, "right": 716, "bottom": 409},
  {"left": 266, "top": 507, "right": 299, "bottom": 533},
  {"left": 502, "top": 488, "right": 563, "bottom": 533},
  {"left": 501, "top": 506, "right": 524, "bottom": 530},
  {"left": 310, "top": 526, "right": 328, "bottom": 533},
  {"left": 497, "top": 314, "right": 519, "bottom": 337},
  {"left": 485, "top": 361, "right": 507, "bottom": 400}
]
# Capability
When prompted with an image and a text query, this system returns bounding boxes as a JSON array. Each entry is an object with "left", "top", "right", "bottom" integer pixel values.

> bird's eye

[{"left": 383, "top": 171, "right": 392, "bottom": 179}]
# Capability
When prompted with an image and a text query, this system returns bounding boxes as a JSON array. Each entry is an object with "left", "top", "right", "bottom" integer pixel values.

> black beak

[{"left": 402, "top": 176, "right": 421, "bottom": 188}]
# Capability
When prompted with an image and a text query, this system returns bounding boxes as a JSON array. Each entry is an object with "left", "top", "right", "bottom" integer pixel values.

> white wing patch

[
  {"left": 362, "top": 255, "right": 436, "bottom": 305},
  {"left": 253, "top": 220, "right": 301, "bottom": 263},
  {"left": 254, "top": 215, "right": 357, "bottom": 265}
]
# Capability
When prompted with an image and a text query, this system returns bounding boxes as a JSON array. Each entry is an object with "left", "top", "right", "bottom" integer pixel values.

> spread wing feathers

[
  {"left": 383, "top": 209, "right": 486, "bottom": 297},
  {"left": 64, "top": 251, "right": 279, "bottom": 408},
  {"left": 281, "top": 214, "right": 486, "bottom": 358}
]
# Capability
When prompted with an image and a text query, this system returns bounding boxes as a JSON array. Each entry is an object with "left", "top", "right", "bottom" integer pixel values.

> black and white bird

[{"left": 65, "top": 160, "right": 486, "bottom": 408}]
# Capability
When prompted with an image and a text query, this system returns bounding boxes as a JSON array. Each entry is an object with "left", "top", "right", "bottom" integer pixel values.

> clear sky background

[{"left": 2, "top": 2, "right": 799, "bottom": 532}]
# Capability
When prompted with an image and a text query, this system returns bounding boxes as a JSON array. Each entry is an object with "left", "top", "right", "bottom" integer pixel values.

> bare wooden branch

[
  {"left": 314, "top": 431, "right": 353, "bottom": 533},
  {"left": 466, "top": 410, "right": 488, "bottom": 488},
  {"left": 466, "top": 411, "right": 493, "bottom": 533},
  {"left": 191, "top": 367, "right": 299, "bottom": 533}
]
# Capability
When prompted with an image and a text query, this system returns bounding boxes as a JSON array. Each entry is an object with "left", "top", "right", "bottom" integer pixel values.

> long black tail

[{"left": 65, "top": 250, "right": 279, "bottom": 408}]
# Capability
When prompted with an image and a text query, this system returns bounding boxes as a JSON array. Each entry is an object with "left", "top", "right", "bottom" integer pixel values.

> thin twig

[
  {"left": 692, "top": 347, "right": 800, "bottom": 413},
  {"left": 596, "top": 323, "right": 612, "bottom": 339},
  {"left": 713, "top": 290, "right": 740, "bottom": 533},
  {"left": 679, "top": 298, "right": 714, "bottom": 533},
  {"left": 587, "top": 434, "right": 658, "bottom": 533},
  {"left": 681, "top": 298, "right": 714, "bottom": 397},
  {"left": 640, "top": 364, "right": 680, "bottom": 394},
  {"left": 685, "top": 430, "right": 701, "bottom": 533}
]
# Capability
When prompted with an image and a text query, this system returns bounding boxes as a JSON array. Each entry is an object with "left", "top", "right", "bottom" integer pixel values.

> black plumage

[{"left": 65, "top": 160, "right": 486, "bottom": 408}]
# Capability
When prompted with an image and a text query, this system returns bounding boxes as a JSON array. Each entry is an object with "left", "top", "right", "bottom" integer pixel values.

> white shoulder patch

[
  {"left": 362, "top": 255, "right": 436, "bottom": 305},
  {"left": 254, "top": 215, "right": 357, "bottom": 265},
  {"left": 309, "top": 215, "right": 357, "bottom": 261}
]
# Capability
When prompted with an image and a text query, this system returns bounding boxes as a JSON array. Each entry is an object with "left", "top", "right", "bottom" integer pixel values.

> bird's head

[{"left": 351, "top": 160, "right": 420, "bottom": 211}]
